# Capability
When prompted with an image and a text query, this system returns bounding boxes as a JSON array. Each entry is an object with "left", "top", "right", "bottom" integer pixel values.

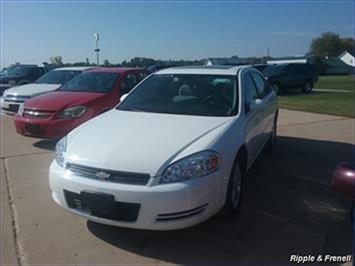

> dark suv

[
  {"left": 0, "top": 65, "right": 47, "bottom": 95},
  {"left": 255, "top": 63, "right": 318, "bottom": 94}
]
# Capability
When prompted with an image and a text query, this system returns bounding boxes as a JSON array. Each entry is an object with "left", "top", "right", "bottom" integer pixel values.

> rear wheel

[
  {"left": 302, "top": 81, "right": 313, "bottom": 93},
  {"left": 272, "top": 83, "right": 281, "bottom": 94},
  {"left": 219, "top": 158, "right": 244, "bottom": 218}
]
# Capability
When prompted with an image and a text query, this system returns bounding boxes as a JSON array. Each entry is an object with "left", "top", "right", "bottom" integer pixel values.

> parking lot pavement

[{"left": 1, "top": 109, "right": 354, "bottom": 265}]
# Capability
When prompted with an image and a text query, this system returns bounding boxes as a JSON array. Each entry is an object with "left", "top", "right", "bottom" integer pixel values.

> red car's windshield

[{"left": 59, "top": 72, "right": 119, "bottom": 93}]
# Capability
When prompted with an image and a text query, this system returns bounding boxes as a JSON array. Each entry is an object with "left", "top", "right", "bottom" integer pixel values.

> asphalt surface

[{"left": 1, "top": 109, "right": 354, "bottom": 266}]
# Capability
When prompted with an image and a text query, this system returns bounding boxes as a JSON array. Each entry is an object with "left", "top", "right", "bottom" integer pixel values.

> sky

[{"left": 1, "top": 0, "right": 354, "bottom": 66}]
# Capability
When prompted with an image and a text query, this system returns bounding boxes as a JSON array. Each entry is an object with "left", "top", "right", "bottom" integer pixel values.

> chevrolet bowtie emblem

[{"left": 95, "top": 171, "right": 110, "bottom": 179}]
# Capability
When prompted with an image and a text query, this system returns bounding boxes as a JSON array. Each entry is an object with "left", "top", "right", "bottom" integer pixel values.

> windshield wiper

[{"left": 119, "top": 108, "right": 149, "bottom": 113}]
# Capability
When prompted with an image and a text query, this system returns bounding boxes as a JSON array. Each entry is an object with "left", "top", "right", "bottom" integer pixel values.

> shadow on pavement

[
  {"left": 33, "top": 140, "right": 57, "bottom": 151},
  {"left": 87, "top": 136, "right": 354, "bottom": 265}
]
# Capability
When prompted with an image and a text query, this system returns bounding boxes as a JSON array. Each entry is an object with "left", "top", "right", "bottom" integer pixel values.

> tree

[
  {"left": 340, "top": 38, "right": 355, "bottom": 53},
  {"left": 103, "top": 59, "right": 111, "bottom": 67},
  {"left": 310, "top": 32, "right": 354, "bottom": 57},
  {"left": 49, "top": 56, "right": 64, "bottom": 66}
]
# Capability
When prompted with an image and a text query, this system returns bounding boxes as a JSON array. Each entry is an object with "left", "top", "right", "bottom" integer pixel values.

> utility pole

[
  {"left": 94, "top": 33, "right": 100, "bottom": 67},
  {"left": 266, "top": 47, "right": 270, "bottom": 64}
]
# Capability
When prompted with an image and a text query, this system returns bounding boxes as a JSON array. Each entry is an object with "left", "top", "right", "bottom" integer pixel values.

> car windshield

[
  {"left": 58, "top": 72, "right": 119, "bottom": 93},
  {"left": 8, "top": 66, "right": 32, "bottom": 76},
  {"left": 261, "top": 65, "right": 284, "bottom": 77},
  {"left": 117, "top": 74, "right": 238, "bottom": 117},
  {"left": 35, "top": 70, "right": 81, "bottom": 84}
]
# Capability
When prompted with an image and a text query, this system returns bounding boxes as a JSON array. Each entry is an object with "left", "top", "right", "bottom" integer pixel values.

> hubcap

[
  {"left": 305, "top": 83, "right": 312, "bottom": 92},
  {"left": 231, "top": 166, "right": 242, "bottom": 209},
  {"left": 273, "top": 84, "right": 279, "bottom": 94}
]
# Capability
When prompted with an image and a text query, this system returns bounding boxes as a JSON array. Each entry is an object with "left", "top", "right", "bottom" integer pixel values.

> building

[
  {"left": 338, "top": 51, "right": 355, "bottom": 67},
  {"left": 267, "top": 56, "right": 307, "bottom": 64},
  {"left": 204, "top": 56, "right": 263, "bottom": 66},
  {"left": 325, "top": 57, "right": 353, "bottom": 75}
]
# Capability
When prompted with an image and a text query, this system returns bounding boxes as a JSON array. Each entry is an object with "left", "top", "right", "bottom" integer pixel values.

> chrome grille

[
  {"left": 66, "top": 163, "right": 150, "bottom": 185},
  {"left": 4, "top": 95, "right": 30, "bottom": 103},
  {"left": 23, "top": 109, "right": 54, "bottom": 119}
]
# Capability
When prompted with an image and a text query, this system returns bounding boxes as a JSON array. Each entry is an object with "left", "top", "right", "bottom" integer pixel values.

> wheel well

[
  {"left": 18, "top": 80, "right": 29, "bottom": 85},
  {"left": 236, "top": 145, "right": 248, "bottom": 174}
]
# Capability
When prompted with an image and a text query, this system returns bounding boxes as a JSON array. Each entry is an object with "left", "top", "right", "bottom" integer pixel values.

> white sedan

[
  {"left": 0, "top": 67, "right": 92, "bottom": 115},
  {"left": 49, "top": 65, "right": 278, "bottom": 230}
]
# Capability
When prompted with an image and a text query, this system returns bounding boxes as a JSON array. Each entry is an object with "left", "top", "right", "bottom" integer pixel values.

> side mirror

[
  {"left": 249, "top": 98, "right": 264, "bottom": 110},
  {"left": 120, "top": 93, "right": 128, "bottom": 102}
]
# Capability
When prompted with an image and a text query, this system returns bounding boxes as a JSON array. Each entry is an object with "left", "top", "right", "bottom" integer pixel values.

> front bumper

[
  {"left": 0, "top": 84, "right": 14, "bottom": 96},
  {"left": 1, "top": 97, "right": 24, "bottom": 115},
  {"left": 49, "top": 160, "right": 223, "bottom": 230},
  {"left": 14, "top": 115, "right": 86, "bottom": 139}
]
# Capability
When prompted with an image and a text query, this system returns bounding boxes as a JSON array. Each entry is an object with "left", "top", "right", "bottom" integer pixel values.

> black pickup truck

[
  {"left": 255, "top": 63, "right": 318, "bottom": 94},
  {"left": 0, "top": 65, "right": 47, "bottom": 95}
]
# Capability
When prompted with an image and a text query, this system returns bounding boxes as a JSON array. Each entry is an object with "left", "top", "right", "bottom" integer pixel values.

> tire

[
  {"left": 271, "top": 83, "right": 281, "bottom": 95},
  {"left": 302, "top": 81, "right": 313, "bottom": 93},
  {"left": 265, "top": 116, "right": 277, "bottom": 151},
  {"left": 219, "top": 158, "right": 244, "bottom": 219}
]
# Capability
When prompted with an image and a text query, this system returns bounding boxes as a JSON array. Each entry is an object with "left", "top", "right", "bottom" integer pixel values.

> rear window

[
  {"left": 261, "top": 65, "right": 284, "bottom": 77},
  {"left": 35, "top": 70, "right": 81, "bottom": 84}
]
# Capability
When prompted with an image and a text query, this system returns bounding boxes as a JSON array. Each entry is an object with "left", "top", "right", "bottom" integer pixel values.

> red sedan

[{"left": 14, "top": 68, "right": 148, "bottom": 139}]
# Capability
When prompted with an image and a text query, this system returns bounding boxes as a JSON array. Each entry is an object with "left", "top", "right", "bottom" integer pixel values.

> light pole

[{"left": 94, "top": 33, "right": 100, "bottom": 67}]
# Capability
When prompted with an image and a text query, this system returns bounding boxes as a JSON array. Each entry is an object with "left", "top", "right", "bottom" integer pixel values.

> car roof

[
  {"left": 87, "top": 67, "right": 143, "bottom": 74},
  {"left": 156, "top": 65, "right": 248, "bottom": 75},
  {"left": 15, "top": 64, "right": 39, "bottom": 68},
  {"left": 53, "top": 66, "right": 94, "bottom": 71}
]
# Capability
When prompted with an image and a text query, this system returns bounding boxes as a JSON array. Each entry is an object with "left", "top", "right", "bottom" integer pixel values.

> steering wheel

[{"left": 201, "top": 95, "right": 232, "bottom": 113}]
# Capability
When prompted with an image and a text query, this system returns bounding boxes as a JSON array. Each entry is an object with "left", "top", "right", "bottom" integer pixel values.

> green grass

[
  {"left": 278, "top": 75, "right": 355, "bottom": 117},
  {"left": 314, "top": 75, "right": 354, "bottom": 91}
]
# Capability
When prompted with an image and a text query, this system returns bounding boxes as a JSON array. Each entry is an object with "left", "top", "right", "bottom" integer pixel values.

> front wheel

[{"left": 219, "top": 159, "right": 244, "bottom": 218}]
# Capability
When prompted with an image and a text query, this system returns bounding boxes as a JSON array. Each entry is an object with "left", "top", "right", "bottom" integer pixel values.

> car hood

[
  {"left": 4, "top": 83, "right": 60, "bottom": 97},
  {"left": 66, "top": 110, "right": 233, "bottom": 176},
  {"left": 24, "top": 91, "right": 106, "bottom": 110}
]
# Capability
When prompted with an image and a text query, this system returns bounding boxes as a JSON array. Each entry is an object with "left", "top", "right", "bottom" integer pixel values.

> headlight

[
  {"left": 2, "top": 90, "right": 8, "bottom": 97},
  {"left": 55, "top": 136, "right": 67, "bottom": 167},
  {"left": 58, "top": 105, "right": 87, "bottom": 119},
  {"left": 160, "top": 151, "right": 220, "bottom": 184}
]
